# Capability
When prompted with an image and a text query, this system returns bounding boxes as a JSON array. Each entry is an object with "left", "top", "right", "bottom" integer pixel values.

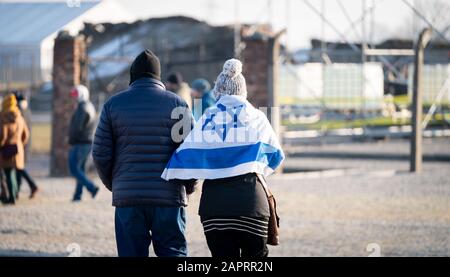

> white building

[
  {"left": 279, "top": 62, "right": 385, "bottom": 110},
  {"left": 408, "top": 64, "right": 450, "bottom": 105},
  {"left": 0, "top": 0, "right": 135, "bottom": 90}
]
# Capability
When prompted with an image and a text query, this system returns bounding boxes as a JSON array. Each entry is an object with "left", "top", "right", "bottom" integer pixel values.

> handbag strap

[
  {"left": 256, "top": 174, "right": 273, "bottom": 198},
  {"left": 257, "top": 173, "right": 280, "bottom": 226}
]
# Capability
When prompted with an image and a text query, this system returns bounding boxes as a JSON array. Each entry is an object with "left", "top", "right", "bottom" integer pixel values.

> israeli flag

[{"left": 161, "top": 95, "right": 284, "bottom": 180}]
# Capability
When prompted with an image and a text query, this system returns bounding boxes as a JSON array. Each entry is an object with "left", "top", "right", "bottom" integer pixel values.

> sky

[
  {"left": 6, "top": 0, "right": 448, "bottom": 49},
  {"left": 114, "top": 0, "right": 424, "bottom": 49}
]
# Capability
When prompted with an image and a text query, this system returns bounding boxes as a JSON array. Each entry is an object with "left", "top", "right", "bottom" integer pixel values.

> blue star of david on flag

[{"left": 202, "top": 103, "right": 245, "bottom": 141}]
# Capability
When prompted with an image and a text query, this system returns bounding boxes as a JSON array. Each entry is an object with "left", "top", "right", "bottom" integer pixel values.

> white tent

[{"left": 0, "top": 0, "right": 135, "bottom": 90}]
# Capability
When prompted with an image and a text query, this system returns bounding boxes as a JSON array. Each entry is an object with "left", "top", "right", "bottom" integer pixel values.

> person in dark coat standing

[
  {"left": 92, "top": 50, "right": 196, "bottom": 257},
  {"left": 68, "top": 85, "right": 99, "bottom": 202}
]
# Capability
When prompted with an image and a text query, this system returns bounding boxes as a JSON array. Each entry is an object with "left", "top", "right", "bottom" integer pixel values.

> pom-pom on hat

[{"left": 212, "top": 59, "right": 247, "bottom": 100}]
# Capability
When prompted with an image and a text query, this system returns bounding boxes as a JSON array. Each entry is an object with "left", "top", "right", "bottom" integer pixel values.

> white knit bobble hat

[
  {"left": 212, "top": 59, "right": 247, "bottom": 100},
  {"left": 75, "top": 85, "right": 90, "bottom": 102}
]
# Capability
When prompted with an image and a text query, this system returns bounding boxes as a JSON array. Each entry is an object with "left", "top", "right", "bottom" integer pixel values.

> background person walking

[
  {"left": 14, "top": 92, "right": 39, "bottom": 199},
  {"left": 0, "top": 94, "right": 30, "bottom": 205},
  {"left": 68, "top": 85, "right": 99, "bottom": 202}
]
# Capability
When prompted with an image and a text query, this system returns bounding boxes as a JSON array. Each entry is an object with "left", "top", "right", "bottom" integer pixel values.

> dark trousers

[
  {"left": 68, "top": 144, "right": 97, "bottom": 200},
  {"left": 17, "top": 169, "right": 37, "bottom": 192},
  {"left": 3, "top": 168, "right": 18, "bottom": 204},
  {"left": 204, "top": 230, "right": 269, "bottom": 257},
  {"left": 115, "top": 206, "right": 187, "bottom": 257}
]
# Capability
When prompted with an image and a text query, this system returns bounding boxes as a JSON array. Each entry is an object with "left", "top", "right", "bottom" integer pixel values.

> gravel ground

[{"left": 0, "top": 138, "right": 449, "bottom": 257}]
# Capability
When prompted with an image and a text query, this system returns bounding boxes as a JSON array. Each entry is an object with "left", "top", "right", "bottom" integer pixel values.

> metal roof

[{"left": 0, "top": 1, "right": 100, "bottom": 45}]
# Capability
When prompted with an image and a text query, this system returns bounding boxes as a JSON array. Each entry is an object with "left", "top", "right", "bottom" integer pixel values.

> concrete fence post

[{"left": 410, "top": 28, "right": 433, "bottom": 173}]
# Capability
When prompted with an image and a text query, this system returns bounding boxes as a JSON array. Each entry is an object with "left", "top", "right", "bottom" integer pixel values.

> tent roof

[{"left": 0, "top": 1, "right": 100, "bottom": 45}]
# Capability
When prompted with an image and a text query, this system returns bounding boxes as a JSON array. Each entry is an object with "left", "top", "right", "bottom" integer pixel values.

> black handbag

[{"left": 1, "top": 144, "right": 18, "bottom": 159}]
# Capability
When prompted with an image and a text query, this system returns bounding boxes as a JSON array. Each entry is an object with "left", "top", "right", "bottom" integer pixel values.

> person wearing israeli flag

[{"left": 162, "top": 59, "right": 285, "bottom": 257}]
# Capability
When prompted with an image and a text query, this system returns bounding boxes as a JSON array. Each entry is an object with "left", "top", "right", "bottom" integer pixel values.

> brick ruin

[
  {"left": 50, "top": 32, "right": 88, "bottom": 176},
  {"left": 242, "top": 32, "right": 283, "bottom": 172}
]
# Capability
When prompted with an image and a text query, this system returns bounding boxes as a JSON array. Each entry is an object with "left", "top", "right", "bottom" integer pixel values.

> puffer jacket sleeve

[
  {"left": 92, "top": 102, "right": 114, "bottom": 191},
  {"left": 172, "top": 98, "right": 198, "bottom": 193},
  {"left": 177, "top": 98, "right": 195, "bottom": 145}
]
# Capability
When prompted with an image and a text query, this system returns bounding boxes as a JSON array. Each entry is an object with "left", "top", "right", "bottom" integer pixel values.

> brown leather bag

[{"left": 257, "top": 174, "right": 280, "bottom": 246}]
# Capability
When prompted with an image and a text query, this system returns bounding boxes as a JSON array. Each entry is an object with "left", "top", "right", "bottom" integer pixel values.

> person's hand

[{"left": 184, "top": 179, "right": 198, "bottom": 195}]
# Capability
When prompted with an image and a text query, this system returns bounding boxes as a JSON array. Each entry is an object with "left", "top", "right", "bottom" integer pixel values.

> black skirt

[{"left": 198, "top": 173, "right": 270, "bottom": 218}]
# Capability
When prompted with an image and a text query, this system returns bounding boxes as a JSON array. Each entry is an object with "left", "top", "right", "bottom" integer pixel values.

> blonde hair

[{"left": 2, "top": 93, "right": 19, "bottom": 113}]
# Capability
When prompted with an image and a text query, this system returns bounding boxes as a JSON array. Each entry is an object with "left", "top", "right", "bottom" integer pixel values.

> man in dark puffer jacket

[{"left": 92, "top": 50, "right": 195, "bottom": 257}]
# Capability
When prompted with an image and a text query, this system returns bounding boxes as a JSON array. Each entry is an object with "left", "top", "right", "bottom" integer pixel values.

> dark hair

[
  {"left": 167, "top": 72, "right": 183, "bottom": 85},
  {"left": 12, "top": 91, "right": 24, "bottom": 102}
]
